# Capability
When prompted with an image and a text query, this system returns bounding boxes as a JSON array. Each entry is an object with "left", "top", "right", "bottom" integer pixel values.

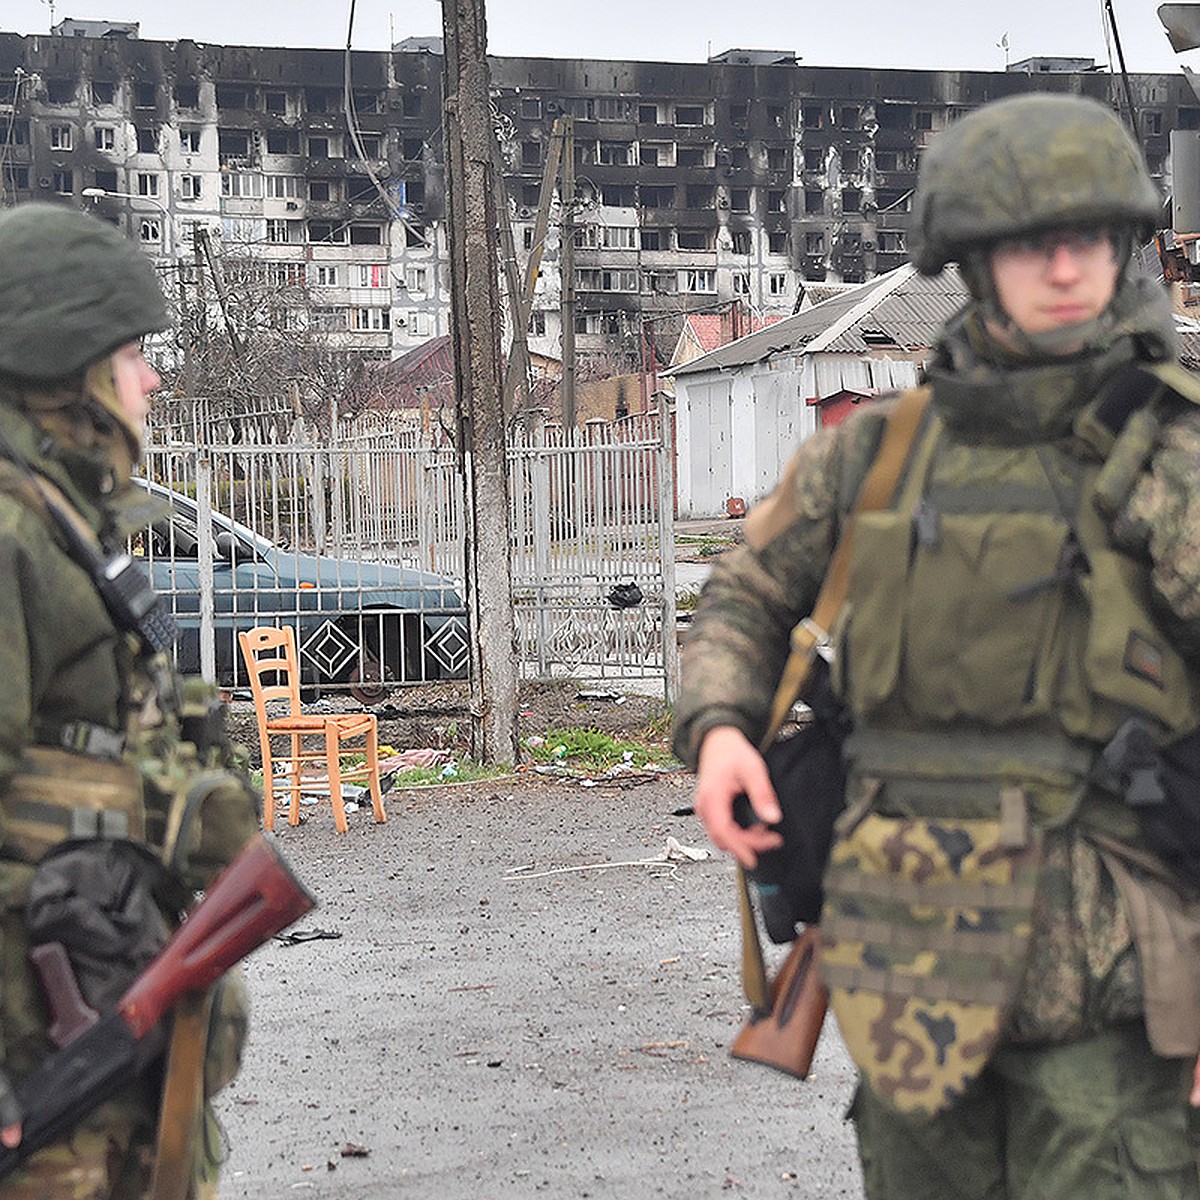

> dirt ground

[{"left": 213, "top": 681, "right": 863, "bottom": 1199}]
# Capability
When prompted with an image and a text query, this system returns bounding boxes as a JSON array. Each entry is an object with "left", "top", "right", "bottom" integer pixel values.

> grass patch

[{"left": 525, "top": 726, "right": 678, "bottom": 772}]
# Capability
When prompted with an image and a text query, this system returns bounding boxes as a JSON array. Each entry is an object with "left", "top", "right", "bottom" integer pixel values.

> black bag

[
  {"left": 1141, "top": 728, "right": 1200, "bottom": 891},
  {"left": 732, "top": 660, "right": 850, "bottom": 943}
]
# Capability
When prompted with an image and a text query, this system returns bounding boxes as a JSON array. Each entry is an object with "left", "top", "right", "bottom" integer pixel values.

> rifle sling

[{"left": 741, "top": 386, "right": 932, "bottom": 1009}]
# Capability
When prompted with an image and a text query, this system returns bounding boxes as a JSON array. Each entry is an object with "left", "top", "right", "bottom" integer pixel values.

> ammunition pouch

[
  {"left": 1, "top": 747, "right": 145, "bottom": 865},
  {"left": 25, "top": 839, "right": 171, "bottom": 1017}
]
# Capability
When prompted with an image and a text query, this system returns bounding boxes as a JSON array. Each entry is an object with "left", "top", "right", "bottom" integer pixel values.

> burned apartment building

[{"left": 0, "top": 26, "right": 1190, "bottom": 375}]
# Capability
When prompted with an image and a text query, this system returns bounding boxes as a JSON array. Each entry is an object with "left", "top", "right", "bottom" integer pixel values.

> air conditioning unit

[
  {"left": 518, "top": 206, "right": 533, "bottom": 218},
  {"left": 717, "top": 197, "right": 729, "bottom": 209},
  {"left": 286, "top": 200, "right": 299, "bottom": 210}
]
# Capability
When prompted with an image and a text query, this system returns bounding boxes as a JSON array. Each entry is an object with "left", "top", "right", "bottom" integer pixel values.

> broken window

[
  {"left": 730, "top": 146, "right": 750, "bottom": 169},
  {"left": 768, "top": 230, "right": 789, "bottom": 254},
  {"left": 677, "top": 145, "right": 712, "bottom": 168},
  {"left": 174, "top": 83, "right": 199, "bottom": 108},
  {"left": 1145, "top": 110, "right": 1163, "bottom": 135},
  {"left": 217, "top": 86, "right": 252, "bottom": 109},
  {"left": 405, "top": 224, "right": 426, "bottom": 247},
  {"left": 134, "top": 82, "right": 157, "bottom": 109},
  {"left": 640, "top": 185, "right": 674, "bottom": 208},
  {"left": 767, "top": 105, "right": 786, "bottom": 128},
  {"left": 842, "top": 147, "right": 860, "bottom": 171},
  {"left": 308, "top": 221, "right": 348, "bottom": 244},
  {"left": 596, "top": 98, "right": 633, "bottom": 121},
  {"left": 180, "top": 174, "right": 202, "bottom": 200},
  {"left": 405, "top": 266, "right": 427, "bottom": 293},
  {"left": 767, "top": 189, "right": 787, "bottom": 213},
  {"left": 601, "top": 226, "right": 638, "bottom": 250},
  {"left": 805, "top": 232, "right": 824, "bottom": 254},
  {"left": 640, "top": 141, "right": 673, "bottom": 167},
  {"left": 638, "top": 103, "right": 659, "bottom": 123},
  {"left": 681, "top": 268, "right": 716, "bottom": 293},
  {"left": 640, "top": 228, "right": 668, "bottom": 251},
  {"left": 137, "top": 127, "right": 158, "bottom": 153},
  {"left": 94, "top": 168, "right": 118, "bottom": 192},
  {"left": 599, "top": 141, "right": 634, "bottom": 166},
  {"left": 768, "top": 272, "right": 788, "bottom": 296},
  {"left": 5, "top": 165, "right": 28, "bottom": 190},
  {"left": 840, "top": 106, "right": 860, "bottom": 129},
  {"left": 520, "top": 97, "right": 542, "bottom": 119},
  {"left": 730, "top": 229, "right": 752, "bottom": 255},
  {"left": 219, "top": 129, "right": 251, "bottom": 160},
  {"left": 308, "top": 178, "right": 340, "bottom": 201},
  {"left": 876, "top": 103, "right": 912, "bottom": 130},
  {"left": 732, "top": 272, "right": 750, "bottom": 295},
  {"left": 601, "top": 183, "right": 636, "bottom": 206},
  {"left": 264, "top": 91, "right": 288, "bottom": 115},
  {"left": 91, "top": 81, "right": 116, "bottom": 105},
  {"left": 877, "top": 230, "right": 906, "bottom": 253},
  {"left": 642, "top": 269, "right": 676, "bottom": 293},
  {"left": 802, "top": 105, "right": 824, "bottom": 130},
  {"left": 266, "top": 218, "right": 302, "bottom": 243},
  {"left": 50, "top": 125, "right": 73, "bottom": 151},
  {"left": 179, "top": 128, "right": 201, "bottom": 153},
  {"left": 684, "top": 185, "right": 714, "bottom": 209},
  {"left": 528, "top": 310, "right": 546, "bottom": 335},
  {"left": 311, "top": 306, "right": 348, "bottom": 330},
  {"left": 730, "top": 189, "right": 751, "bottom": 213},
  {"left": 353, "top": 90, "right": 383, "bottom": 114},
  {"left": 803, "top": 147, "right": 824, "bottom": 171},
  {"left": 767, "top": 146, "right": 788, "bottom": 171},
  {"left": 674, "top": 105, "right": 707, "bottom": 127},
  {"left": 676, "top": 227, "right": 713, "bottom": 251},
  {"left": 139, "top": 217, "right": 162, "bottom": 244},
  {"left": 402, "top": 137, "right": 424, "bottom": 161},
  {"left": 402, "top": 93, "right": 423, "bottom": 117},
  {"left": 915, "top": 109, "right": 934, "bottom": 131},
  {"left": 2, "top": 121, "right": 28, "bottom": 146},
  {"left": 349, "top": 224, "right": 383, "bottom": 245},
  {"left": 305, "top": 87, "right": 337, "bottom": 113},
  {"left": 265, "top": 130, "right": 300, "bottom": 155},
  {"left": 94, "top": 126, "right": 116, "bottom": 152},
  {"left": 46, "top": 78, "right": 75, "bottom": 104},
  {"left": 730, "top": 101, "right": 750, "bottom": 125},
  {"left": 805, "top": 189, "right": 824, "bottom": 215}
]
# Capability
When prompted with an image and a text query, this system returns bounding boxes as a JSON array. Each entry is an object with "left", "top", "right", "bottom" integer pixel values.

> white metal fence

[{"left": 140, "top": 400, "right": 676, "bottom": 702}]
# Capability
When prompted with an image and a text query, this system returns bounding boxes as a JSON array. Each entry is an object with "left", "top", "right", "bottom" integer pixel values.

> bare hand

[
  {"left": 694, "top": 726, "right": 784, "bottom": 869},
  {"left": 0, "top": 1123, "right": 18, "bottom": 1150}
]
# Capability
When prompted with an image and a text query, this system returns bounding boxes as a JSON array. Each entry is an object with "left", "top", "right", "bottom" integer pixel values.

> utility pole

[
  {"left": 560, "top": 115, "right": 577, "bottom": 431},
  {"left": 442, "top": 0, "right": 519, "bottom": 764}
]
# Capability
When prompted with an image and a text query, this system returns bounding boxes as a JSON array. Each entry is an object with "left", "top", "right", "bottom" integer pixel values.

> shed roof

[{"left": 670, "top": 264, "right": 969, "bottom": 376}]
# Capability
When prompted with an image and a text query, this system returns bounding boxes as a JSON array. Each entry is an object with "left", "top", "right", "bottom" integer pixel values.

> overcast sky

[{"left": 4, "top": 0, "right": 1198, "bottom": 75}]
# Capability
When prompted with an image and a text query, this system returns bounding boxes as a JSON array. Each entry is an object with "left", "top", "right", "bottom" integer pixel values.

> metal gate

[{"left": 140, "top": 399, "right": 676, "bottom": 701}]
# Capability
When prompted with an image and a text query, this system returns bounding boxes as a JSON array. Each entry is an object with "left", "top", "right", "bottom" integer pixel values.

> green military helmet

[
  {"left": 909, "top": 93, "right": 1161, "bottom": 275},
  {"left": 0, "top": 202, "right": 169, "bottom": 383}
]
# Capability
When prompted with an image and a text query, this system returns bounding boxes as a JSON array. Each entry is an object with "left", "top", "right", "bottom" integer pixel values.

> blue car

[{"left": 134, "top": 478, "right": 469, "bottom": 703}]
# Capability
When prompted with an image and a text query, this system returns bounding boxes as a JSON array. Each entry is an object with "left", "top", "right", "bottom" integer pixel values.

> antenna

[{"left": 41, "top": 0, "right": 56, "bottom": 32}]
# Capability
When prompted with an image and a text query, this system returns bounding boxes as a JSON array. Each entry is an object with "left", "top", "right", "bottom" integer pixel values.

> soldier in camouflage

[
  {"left": 675, "top": 93, "right": 1200, "bottom": 1197},
  {"left": 0, "top": 203, "right": 259, "bottom": 1198}
]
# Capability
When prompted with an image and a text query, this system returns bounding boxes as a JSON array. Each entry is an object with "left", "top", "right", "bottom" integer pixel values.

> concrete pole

[
  {"left": 442, "top": 0, "right": 520, "bottom": 764},
  {"left": 560, "top": 116, "right": 577, "bottom": 432}
]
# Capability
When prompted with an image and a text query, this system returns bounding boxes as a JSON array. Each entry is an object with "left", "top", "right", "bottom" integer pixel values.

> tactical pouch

[
  {"left": 2, "top": 747, "right": 145, "bottom": 864},
  {"left": 839, "top": 509, "right": 1073, "bottom": 725},
  {"left": 821, "top": 811, "right": 1043, "bottom": 1118}
]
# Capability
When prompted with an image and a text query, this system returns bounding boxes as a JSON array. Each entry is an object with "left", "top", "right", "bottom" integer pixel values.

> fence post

[
  {"left": 196, "top": 457, "right": 216, "bottom": 685},
  {"left": 657, "top": 395, "right": 679, "bottom": 704}
]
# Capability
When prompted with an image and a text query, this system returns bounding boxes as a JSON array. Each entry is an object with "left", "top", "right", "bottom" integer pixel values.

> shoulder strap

[
  {"left": 738, "top": 385, "right": 932, "bottom": 1015},
  {"left": 760, "top": 385, "right": 932, "bottom": 745}
]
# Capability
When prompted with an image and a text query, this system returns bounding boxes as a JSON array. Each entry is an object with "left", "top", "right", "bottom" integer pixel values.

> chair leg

[
  {"left": 365, "top": 719, "right": 387, "bottom": 824},
  {"left": 326, "top": 725, "right": 348, "bottom": 835},
  {"left": 261, "top": 742, "right": 275, "bottom": 831},
  {"left": 288, "top": 733, "right": 303, "bottom": 826}
]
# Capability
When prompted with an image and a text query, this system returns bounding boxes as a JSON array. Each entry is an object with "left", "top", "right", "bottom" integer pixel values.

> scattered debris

[
  {"left": 340, "top": 1143, "right": 370, "bottom": 1158},
  {"left": 504, "top": 836, "right": 710, "bottom": 881},
  {"left": 274, "top": 928, "right": 342, "bottom": 946}
]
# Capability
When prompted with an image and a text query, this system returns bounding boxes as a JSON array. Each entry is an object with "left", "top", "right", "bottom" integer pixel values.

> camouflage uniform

[
  {"left": 675, "top": 96, "right": 1200, "bottom": 1198},
  {"left": 0, "top": 205, "right": 259, "bottom": 1199}
]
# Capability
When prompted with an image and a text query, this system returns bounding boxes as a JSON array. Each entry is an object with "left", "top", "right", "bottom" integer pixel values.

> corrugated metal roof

[{"left": 669, "top": 265, "right": 968, "bottom": 376}]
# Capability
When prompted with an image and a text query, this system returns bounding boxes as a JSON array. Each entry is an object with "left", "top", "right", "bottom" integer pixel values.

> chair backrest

[{"left": 238, "top": 625, "right": 302, "bottom": 717}]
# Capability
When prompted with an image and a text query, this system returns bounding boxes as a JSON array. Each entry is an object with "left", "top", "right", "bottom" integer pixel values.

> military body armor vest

[{"left": 820, "top": 376, "right": 1200, "bottom": 1117}]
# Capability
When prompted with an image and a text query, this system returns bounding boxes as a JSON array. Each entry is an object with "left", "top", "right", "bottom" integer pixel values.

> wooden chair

[{"left": 237, "top": 625, "right": 387, "bottom": 834}]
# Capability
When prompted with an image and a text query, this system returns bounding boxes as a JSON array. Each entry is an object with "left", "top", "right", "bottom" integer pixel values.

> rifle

[{"left": 0, "top": 834, "right": 315, "bottom": 1181}]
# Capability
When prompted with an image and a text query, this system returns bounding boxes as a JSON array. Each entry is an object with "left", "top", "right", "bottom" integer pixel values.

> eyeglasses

[{"left": 992, "top": 228, "right": 1116, "bottom": 269}]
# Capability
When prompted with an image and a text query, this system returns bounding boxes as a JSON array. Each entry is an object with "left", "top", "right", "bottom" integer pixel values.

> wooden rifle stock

[
  {"left": 0, "top": 834, "right": 315, "bottom": 1181},
  {"left": 730, "top": 925, "right": 828, "bottom": 1079}
]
